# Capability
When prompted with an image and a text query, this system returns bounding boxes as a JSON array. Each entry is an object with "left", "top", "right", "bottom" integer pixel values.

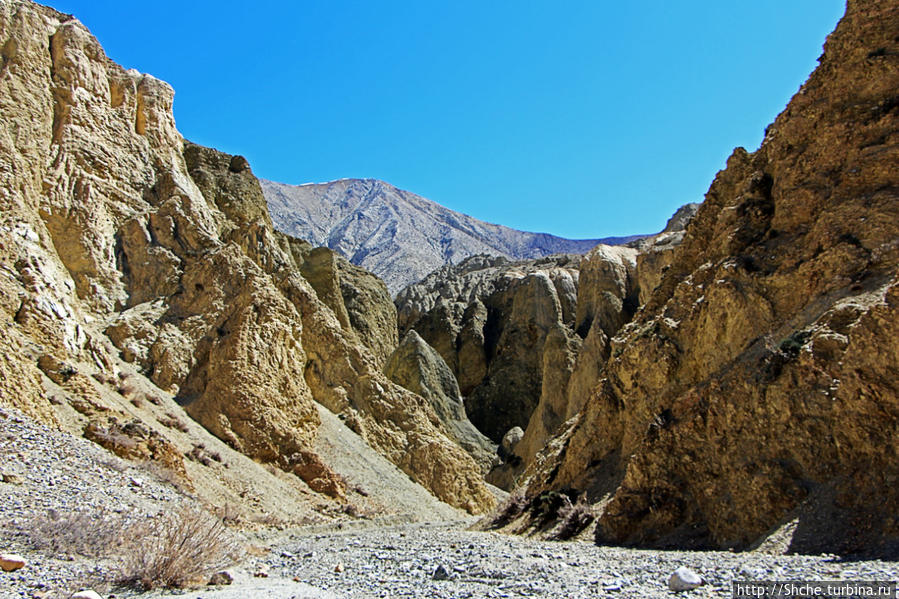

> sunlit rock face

[{"left": 0, "top": 0, "right": 494, "bottom": 515}]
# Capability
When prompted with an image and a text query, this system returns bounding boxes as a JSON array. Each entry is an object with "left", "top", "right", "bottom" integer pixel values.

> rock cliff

[
  {"left": 0, "top": 0, "right": 493, "bottom": 515},
  {"left": 384, "top": 330, "right": 497, "bottom": 472},
  {"left": 263, "top": 178, "right": 641, "bottom": 294},
  {"left": 395, "top": 254, "right": 583, "bottom": 445},
  {"left": 513, "top": 0, "right": 899, "bottom": 556}
]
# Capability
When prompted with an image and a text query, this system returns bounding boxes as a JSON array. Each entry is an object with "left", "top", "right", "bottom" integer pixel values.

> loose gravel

[
  {"left": 0, "top": 407, "right": 188, "bottom": 598},
  {"left": 2, "top": 406, "right": 898, "bottom": 599},
  {"left": 261, "top": 522, "right": 899, "bottom": 598}
]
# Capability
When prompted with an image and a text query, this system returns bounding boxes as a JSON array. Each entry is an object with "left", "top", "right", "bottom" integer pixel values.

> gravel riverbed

[
  {"left": 2, "top": 406, "right": 898, "bottom": 599},
  {"left": 253, "top": 521, "right": 899, "bottom": 599}
]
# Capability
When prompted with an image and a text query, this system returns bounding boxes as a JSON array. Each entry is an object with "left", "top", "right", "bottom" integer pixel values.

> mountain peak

[{"left": 262, "top": 178, "right": 639, "bottom": 293}]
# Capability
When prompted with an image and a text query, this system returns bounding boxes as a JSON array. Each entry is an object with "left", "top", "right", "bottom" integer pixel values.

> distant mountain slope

[{"left": 262, "top": 178, "right": 640, "bottom": 293}]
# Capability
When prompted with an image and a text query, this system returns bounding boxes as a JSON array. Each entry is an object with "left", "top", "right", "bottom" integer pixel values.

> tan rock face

[
  {"left": 523, "top": 0, "right": 899, "bottom": 555},
  {"left": 0, "top": 1, "right": 491, "bottom": 515}
]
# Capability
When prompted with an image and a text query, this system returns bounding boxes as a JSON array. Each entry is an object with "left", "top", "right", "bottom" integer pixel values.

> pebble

[
  {"left": 668, "top": 566, "right": 703, "bottom": 591},
  {"left": 0, "top": 552, "right": 26, "bottom": 571},
  {"left": 71, "top": 591, "right": 103, "bottom": 599},
  {"left": 2, "top": 406, "right": 899, "bottom": 599},
  {"left": 269, "top": 522, "right": 899, "bottom": 599}
]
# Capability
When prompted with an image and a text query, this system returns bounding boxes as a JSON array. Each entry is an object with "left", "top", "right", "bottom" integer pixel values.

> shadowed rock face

[
  {"left": 396, "top": 255, "right": 583, "bottom": 443},
  {"left": 263, "top": 178, "right": 641, "bottom": 294},
  {"left": 384, "top": 331, "right": 497, "bottom": 472},
  {"left": 518, "top": 0, "right": 899, "bottom": 556},
  {"left": 0, "top": 1, "right": 493, "bottom": 514}
]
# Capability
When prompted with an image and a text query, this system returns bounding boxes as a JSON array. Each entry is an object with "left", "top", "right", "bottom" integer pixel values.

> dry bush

[
  {"left": 117, "top": 381, "right": 138, "bottom": 398},
  {"left": 488, "top": 488, "right": 529, "bottom": 528},
  {"left": 130, "top": 393, "right": 145, "bottom": 408},
  {"left": 550, "top": 497, "right": 595, "bottom": 540},
  {"left": 214, "top": 503, "right": 242, "bottom": 526},
  {"left": 138, "top": 460, "right": 189, "bottom": 493},
  {"left": 24, "top": 509, "right": 128, "bottom": 557},
  {"left": 91, "top": 372, "right": 114, "bottom": 385},
  {"left": 117, "top": 507, "right": 242, "bottom": 589},
  {"left": 146, "top": 394, "right": 163, "bottom": 406},
  {"left": 186, "top": 443, "right": 222, "bottom": 466},
  {"left": 158, "top": 412, "right": 189, "bottom": 433}
]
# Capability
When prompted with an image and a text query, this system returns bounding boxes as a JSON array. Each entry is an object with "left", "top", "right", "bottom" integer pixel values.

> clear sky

[{"left": 50, "top": 1, "right": 845, "bottom": 239}]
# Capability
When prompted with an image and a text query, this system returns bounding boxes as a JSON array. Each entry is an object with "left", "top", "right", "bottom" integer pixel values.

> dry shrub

[
  {"left": 117, "top": 381, "right": 138, "bottom": 398},
  {"left": 25, "top": 509, "right": 128, "bottom": 557},
  {"left": 214, "top": 503, "right": 242, "bottom": 526},
  {"left": 158, "top": 412, "right": 189, "bottom": 433},
  {"left": 138, "top": 460, "right": 190, "bottom": 493},
  {"left": 117, "top": 507, "right": 242, "bottom": 589},
  {"left": 91, "top": 372, "right": 114, "bottom": 385},
  {"left": 146, "top": 394, "right": 163, "bottom": 406},
  {"left": 550, "top": 497, "right": 595, "bottom": 540},
  {"left": 130, "top": 393, "right": 145, "bottom": 408},
  {"left": 186, "top": 443, "right": 222, "bottom": 466},
  {"left": 488, "top": 488, "right": 529, "bottom": 528}
]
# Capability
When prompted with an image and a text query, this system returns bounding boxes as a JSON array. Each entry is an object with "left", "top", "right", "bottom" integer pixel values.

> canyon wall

[
  {"left": 515, "top": 0, "right": 899, "bottom": 556},
  {"left": 0, "top": 0, "right": 493, "bottom": 515}
]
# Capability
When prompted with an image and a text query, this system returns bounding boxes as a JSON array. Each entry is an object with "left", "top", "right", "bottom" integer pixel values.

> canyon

[{"left": 1, "top": 0, "right": 898, "bottom": 596}]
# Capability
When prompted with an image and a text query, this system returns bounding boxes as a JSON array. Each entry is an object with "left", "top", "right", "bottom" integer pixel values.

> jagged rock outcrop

[
  {"left": 487, "top": 244, "right": 642, "bottom": 489},
  {"left": 0, "top": 0, "right": 492, "bottom": 515},
  {"left": 518, "top": 0, "right": 899, "bottom": 556},
  {"left": 396, "top": 255, "right": 583, "bottom": 443},
  {"left": 631, "top": 202, "right": 700, "bottom": 306},
  {"left": 263, "top": 178, "right": 641, "bottom": 294},
  {"left": 282, "top": 239, "right": 398, "bottom": 366},
  {"left": 384, "top": 330, "right": 496, "bottom": 472}
]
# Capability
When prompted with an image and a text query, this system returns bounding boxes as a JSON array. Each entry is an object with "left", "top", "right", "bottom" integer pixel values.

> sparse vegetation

[
  {"left": 488, "top": 488, "right": 529, "bottom": 528},
  {"left": 117, "top": 507, "right": 242, "bottom": 589},
  {"left": 159, "top": 412, "right": 189, "bottom": 433},
  {"left": 187, "top": 443, "right": 222, "bottom": 466},
  {"left": 549, "top": 497, "right": 595, "bottom": 540},
  {"left": 778, "top": 329, "right": 812, "bottom": 358},
  {"left": 24, "top": 508, "right": 128, "bottom": 558}
]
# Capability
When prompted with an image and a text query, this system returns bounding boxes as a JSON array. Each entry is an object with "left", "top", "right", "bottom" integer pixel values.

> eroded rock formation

[
  {"left": 396, "top": 255, "right": 583, "bottom": 443},
  {"left": 0, "top": 0, "right": 492, "bottom": 515},
  {"left": 516, "top": 0, "right": 899, "bottom": 556},
  {"left": 384, "top": 330, "right": 497, "bottom": 472}
]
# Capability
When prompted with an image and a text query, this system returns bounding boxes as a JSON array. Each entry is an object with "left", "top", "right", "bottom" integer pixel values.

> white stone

[
  {"left": 668, "top": 566, "right": 703, "bottom": 591},
  {"left": 71, "top": 591, "right": 103, "bottom": 599}
]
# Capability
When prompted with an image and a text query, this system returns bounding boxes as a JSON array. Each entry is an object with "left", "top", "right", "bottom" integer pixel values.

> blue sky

[{"left": 51, "top": 1, "right": 845, "bottom": 239}]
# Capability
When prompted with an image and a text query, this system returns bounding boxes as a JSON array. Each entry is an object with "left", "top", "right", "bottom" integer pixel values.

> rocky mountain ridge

[{"left": 263, "top": 178, "right": 641, "bottom": 294}]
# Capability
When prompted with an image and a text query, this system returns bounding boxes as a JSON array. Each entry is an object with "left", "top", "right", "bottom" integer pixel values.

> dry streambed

[{"left": 2, "top": 406, "right": 898, "bottom": 599}]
